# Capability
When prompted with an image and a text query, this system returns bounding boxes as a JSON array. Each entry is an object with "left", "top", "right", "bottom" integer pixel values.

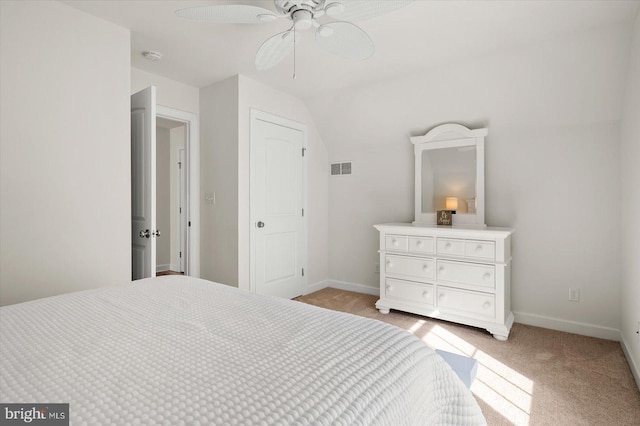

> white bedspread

[{"left": 0, "top": 276, "right": 485, "bottom": 425}]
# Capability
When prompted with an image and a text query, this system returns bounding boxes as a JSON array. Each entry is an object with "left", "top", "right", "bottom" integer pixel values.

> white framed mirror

[{"left": 411, "top": 123, "right": 487, "bottom": 226}]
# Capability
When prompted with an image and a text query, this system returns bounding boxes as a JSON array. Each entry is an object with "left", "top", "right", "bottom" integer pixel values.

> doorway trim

[
  {"left": 249, "top": 108, "right": 308, "bottom": 296},
  {"left": 156, "top": 105, "right": 200, "bottom": 278}
]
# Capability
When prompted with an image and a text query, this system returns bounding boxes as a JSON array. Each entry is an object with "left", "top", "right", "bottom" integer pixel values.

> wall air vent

[{"left": 330, "top": 162, "right": 353, "bottom": 176}]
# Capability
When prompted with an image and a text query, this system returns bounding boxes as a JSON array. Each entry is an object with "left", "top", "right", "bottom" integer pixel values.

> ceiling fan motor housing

[{"left": 275, "top": 0, "right": 325, "bottom": 16}]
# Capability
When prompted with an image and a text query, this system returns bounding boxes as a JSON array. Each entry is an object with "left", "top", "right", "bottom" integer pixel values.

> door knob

[
  {"left": 256, "top": 221, "right": 265, "bottom": 228},
  {"left": 153, "top": 229, "right": 161, "bottom": 237},
  {"left": 139, "top": 229, "right": 150, "bottom": 238}
]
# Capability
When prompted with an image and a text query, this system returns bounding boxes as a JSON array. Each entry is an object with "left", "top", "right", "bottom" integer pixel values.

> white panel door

[
  {"left": 253, "top": 118, "right": 304, "bottom": 299},
  {"left": 131, "top": 86, "right": 156, "bottom": 280}
]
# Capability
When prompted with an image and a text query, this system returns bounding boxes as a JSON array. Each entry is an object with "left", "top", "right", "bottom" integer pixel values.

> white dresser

[{"left": 374, "top": 223, "right": 514, "bottom": 340}]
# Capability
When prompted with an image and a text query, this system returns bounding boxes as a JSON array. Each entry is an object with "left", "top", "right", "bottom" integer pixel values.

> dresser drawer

[
  {"left": 408, "top": 236, "right": 434, "bottom": 254},
  {"left": 437, "top": 238, "right": 465, "bottom": 257},
  {"left": 385, "top": 235, "right": 408, "bottom": 252},
  {"left": 437, "top": 287, "right": 495, "bottom": 319},
  {"left": 465, "top": 240, "right": 495, "bottom": 260},
  {"left": 385, "top": 278, "right": 434, "bottom": 305},
  {"left": 386, "top": 255, "right": 434, "bottom": 281},
  {"left": 437, "top": 260, "right": 495, "bottom": 289}
]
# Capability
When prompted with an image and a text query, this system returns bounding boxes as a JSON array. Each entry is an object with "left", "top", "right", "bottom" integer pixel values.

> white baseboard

[
  {"left": 620, "top": 334, "right": 640, "bottom": 391},
  {"left": 156, "top": 264, "right": 170, "bottom": 273},
  {"left": 303, "top": 280, "right": 380, "bottom": 296},
  {"left": 513, "top": 311, "right": 621, "bottom": 341},
  {"left": 327, "top": 280, "right": 380, "bottom": 296},
  {"left": 303, "top": 280, "right": 329, "bottom": 295}
]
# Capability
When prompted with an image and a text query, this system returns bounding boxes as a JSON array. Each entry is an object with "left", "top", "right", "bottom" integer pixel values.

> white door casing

[
  {"left": 131, "top": 86, "right": 157, "bottom": 280},
  {"left": 251, "top": 110, "right": 306, "bottom": 299},
  {"left": 156, "top": 105, "right": 200, "bottom": 278},
  {"left": 178, "top": 148, "right": 186, "bottom": 273}
]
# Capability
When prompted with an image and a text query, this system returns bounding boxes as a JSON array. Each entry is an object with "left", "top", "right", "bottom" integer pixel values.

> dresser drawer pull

[
  {"left": 386, "top": 284, "right": 393, "bottom": 292},
  {"left": 386, "top": 261, "right": 393, "bottom": 268},
  {"left": 476, "top": 245, "right": 483, "bottom": 252},
  {"left": 439, "top": 293, "right": 446, "bottom": 301},
  {"left": 422, "top": 290, "right": 429, "bottom": 298},
  {"left": 416, "top": 240, "right": 423, "bottom": 247},
  {"left": 439, "top": 266, "right": 445, "bottom": 274},
  {"left": 483, "top": 272, "right": 491, "bottom": 280},
  {"left": 483, "top": 301, "right": 491, "bottom": 310},
  {"left": 445, "top": 242, "right": 452, "bottom": 249},
  {"left": 422, "top": 264, "right": 429, "bottom": 271},
  {"left": 392, "top": 239, "right": 399, "bottom": 246}
]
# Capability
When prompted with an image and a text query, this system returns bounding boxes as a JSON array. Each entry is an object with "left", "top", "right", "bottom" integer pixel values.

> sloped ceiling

[
  {"left": 306, "top": 21, "right": 635, "bottom": 154},
  {"left": 63, "top": 0, "right": 639, "bottom": 100}
]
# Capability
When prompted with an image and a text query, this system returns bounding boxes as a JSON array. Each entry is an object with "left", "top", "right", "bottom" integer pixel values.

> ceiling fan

[{"left": 175, "top": 0, "right": 413, "bottom": 72}]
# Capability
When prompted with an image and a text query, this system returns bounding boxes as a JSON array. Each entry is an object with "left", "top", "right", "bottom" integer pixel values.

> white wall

[
  {"left": 620, "top": 11, "right": 640, "bottom": 384},
  {"left": 199, "top": 76, "right": 240, "bottom": 286},
  {"left": 0, "top": 0, "right": 130, "bottom": 305},
  {"left": 237, "top": 75, "right": 329, "bottom": 292},
  {"left": 306, "top": 23, "right": 632, "bottom": 334},
  {"left": 132, "top": 67, "right": 199, "bottom": 114},
  {"left": 156, "top": 127, "right": 171, "bottom": 270}
]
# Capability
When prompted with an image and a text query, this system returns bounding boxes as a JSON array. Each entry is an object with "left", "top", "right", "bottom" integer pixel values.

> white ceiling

[{"left": 63, "top": 0, "right": 639, "bottom": 100}]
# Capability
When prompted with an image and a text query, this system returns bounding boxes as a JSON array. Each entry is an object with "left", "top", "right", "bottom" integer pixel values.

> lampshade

[{"left": 445, "top": 197, "right": 458, "bottom": 210}]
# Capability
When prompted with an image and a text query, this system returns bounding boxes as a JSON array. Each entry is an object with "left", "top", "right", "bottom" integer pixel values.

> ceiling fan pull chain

[{"left": 293, "top": 29, "right": 297, "bottom": 80}]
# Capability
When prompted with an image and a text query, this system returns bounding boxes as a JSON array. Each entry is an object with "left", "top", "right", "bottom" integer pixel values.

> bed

[{"left": 0, "top": 276, "right": 486, "bottom": 425}]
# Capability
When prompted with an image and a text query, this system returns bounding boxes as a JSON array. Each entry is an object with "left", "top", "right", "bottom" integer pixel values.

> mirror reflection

[{"left": 421, "top": 146, "right": 476, "bottom": 214}]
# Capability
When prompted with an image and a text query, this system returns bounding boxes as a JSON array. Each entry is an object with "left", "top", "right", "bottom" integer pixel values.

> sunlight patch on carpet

[{"left": 415, "top": 324, "right": 534, "bottom": 426}]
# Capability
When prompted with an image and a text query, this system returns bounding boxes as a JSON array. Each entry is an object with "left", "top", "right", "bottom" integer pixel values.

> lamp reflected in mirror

[{"left": 445, "top": 197, "right": 458, "bottom": 214}]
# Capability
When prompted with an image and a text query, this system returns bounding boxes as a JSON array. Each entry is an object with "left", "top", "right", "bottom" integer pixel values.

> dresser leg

[
  {"left": 492, "top": 333, "right": 508, "bottom": 341},
  {"left": 375, "top": 299, "right": 390, "bottom": 314}
]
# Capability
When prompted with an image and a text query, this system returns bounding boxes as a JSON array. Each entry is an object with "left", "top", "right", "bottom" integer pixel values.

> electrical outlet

[
  {"left": 375, "top": 264, "right": 380, "bottom": 274},
  {"left": 569, "top": 288, "right": 580, "bottom": 302}
]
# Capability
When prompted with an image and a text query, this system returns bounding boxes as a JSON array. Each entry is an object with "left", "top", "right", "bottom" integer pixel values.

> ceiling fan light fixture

[
  {"left": 292, "top": 9, "right": 313, "bottom": 30},
  {"left": 325, "top": 2, "right": 345, "bottom": 17},
  {"left": 318, "top": 25, "right": 334, "bottom": 38}
]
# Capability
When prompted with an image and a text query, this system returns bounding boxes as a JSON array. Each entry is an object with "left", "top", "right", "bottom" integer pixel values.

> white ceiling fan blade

[
  {"left": 327, "top": 0, "right": 413, "bottom": 22},
  {"left": 255, "top": 30, "right": 300, "bottom": 71},
  {"left": 316, "top": 22, "right": 374, "bottom": 60},
  {"left": 175, "top": 5, "right": 278, "bottom": 23}
]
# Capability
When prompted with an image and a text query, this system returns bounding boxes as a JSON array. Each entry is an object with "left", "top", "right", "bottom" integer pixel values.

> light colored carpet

[{"left": 295, "top": 288, "right": 640, "bottom": 426}]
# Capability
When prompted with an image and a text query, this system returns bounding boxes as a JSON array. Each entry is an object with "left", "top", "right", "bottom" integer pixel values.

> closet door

[{"left": 251, "top": 113, "right": 305, "bottom": 299}]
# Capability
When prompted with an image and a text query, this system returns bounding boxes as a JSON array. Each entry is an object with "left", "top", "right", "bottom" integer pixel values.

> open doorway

[
  {"left": 131, "top": 88, "right": 200, "bottom": 280},
  {"left": 156, "top": 118, "right": 186, "bottom": 276},
  {"left": 156, "top": 105, "right": 200, "bottom": 277}
]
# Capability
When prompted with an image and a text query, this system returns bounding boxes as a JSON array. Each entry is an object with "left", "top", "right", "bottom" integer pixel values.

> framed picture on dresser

[{"left": 437, "top": 210, "right": 452, "bottom": 226}]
